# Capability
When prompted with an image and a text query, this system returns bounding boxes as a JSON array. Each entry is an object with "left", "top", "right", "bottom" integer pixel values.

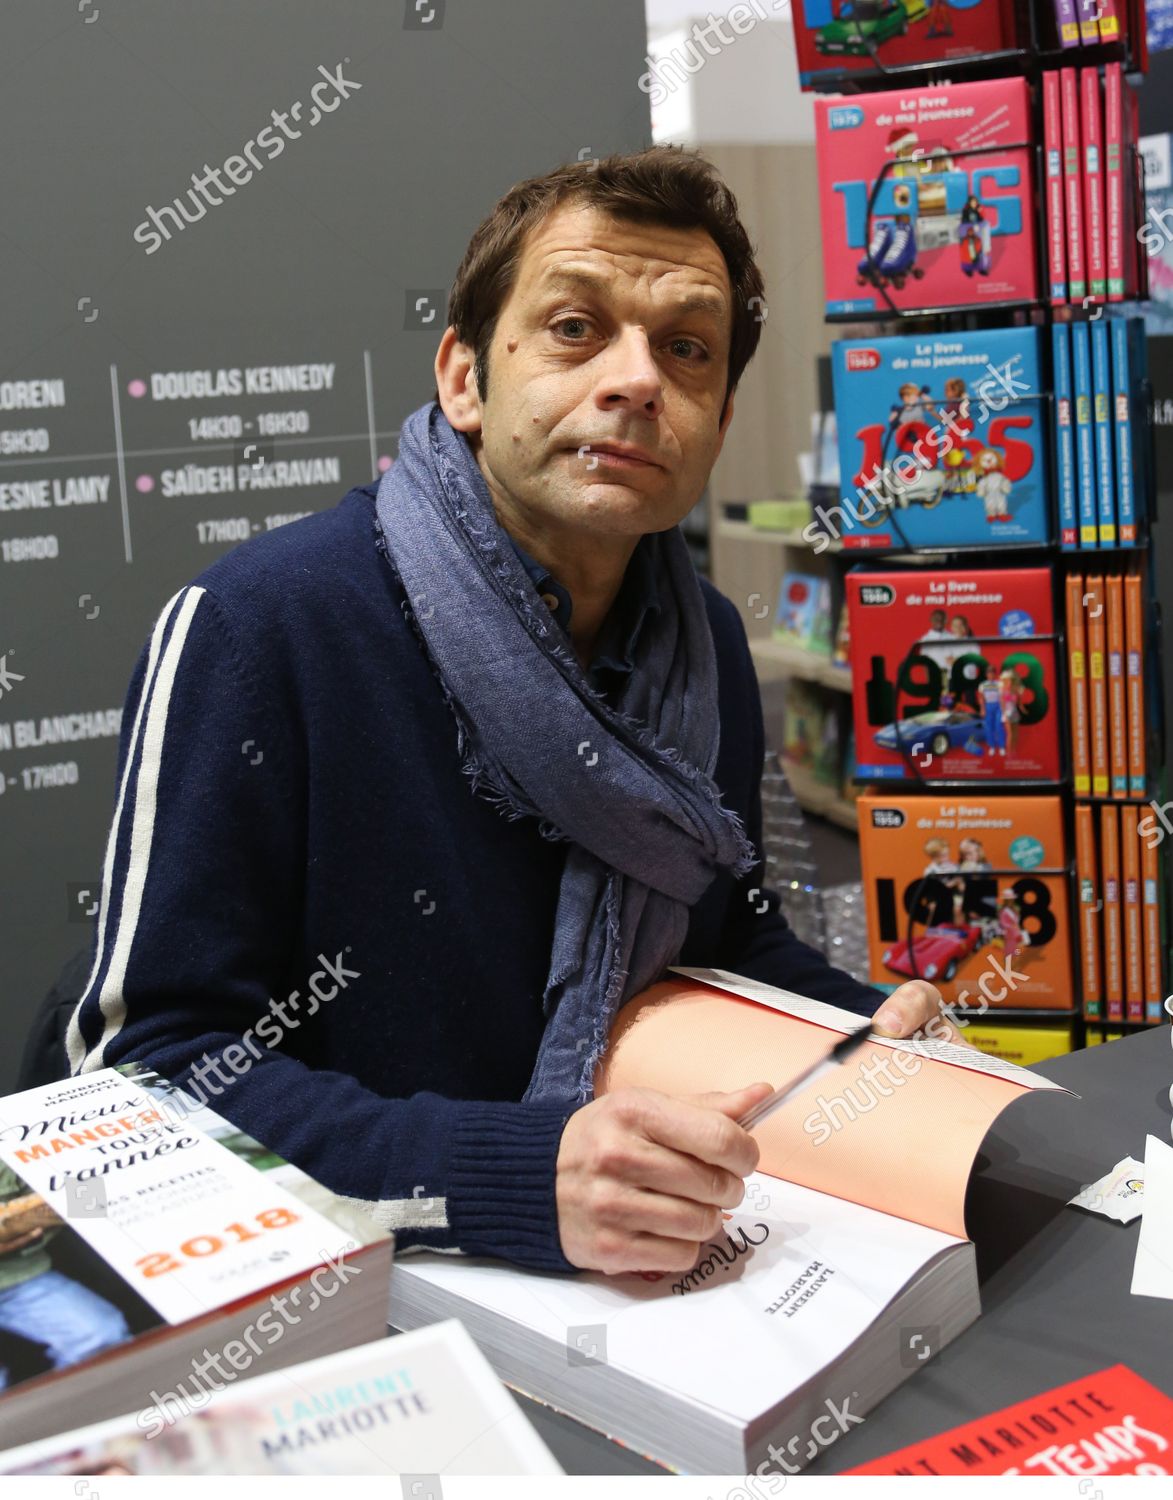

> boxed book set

[
  {"left": 831, "top": 327, "right": 1049, "bottom": 549},
  {"left": 845, "top": 565, "right": 1060, "bottom": 783},
  {"left": 815, "top": 78, "right": 1038, "bottom": 318}
]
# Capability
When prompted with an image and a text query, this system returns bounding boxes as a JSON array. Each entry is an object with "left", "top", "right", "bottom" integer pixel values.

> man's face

[{"left": 450, "top": 200, "right": 736, "bottom": 540}]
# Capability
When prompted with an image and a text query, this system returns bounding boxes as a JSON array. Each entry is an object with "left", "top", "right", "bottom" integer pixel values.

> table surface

[{"left": 510, "top": 1024, "right": 1173, "bottom": 1475}]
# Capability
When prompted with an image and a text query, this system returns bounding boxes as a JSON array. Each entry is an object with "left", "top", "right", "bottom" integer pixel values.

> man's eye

[
  {"left": 550, "top": 319, "right": 709, "bottom": 363},
  {"left": 668, "top": 338, "right": 710, "bottom": 362},
  {"left": 551, "top": 317, "right": 592, "bottom": 340}
]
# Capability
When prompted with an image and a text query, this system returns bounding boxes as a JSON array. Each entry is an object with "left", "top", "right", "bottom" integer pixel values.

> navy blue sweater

[{"left": 66, "top": 481, "right": 882, "bottom": 1271}]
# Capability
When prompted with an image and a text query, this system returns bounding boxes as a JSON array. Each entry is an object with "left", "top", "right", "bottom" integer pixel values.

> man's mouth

[{"left": 571, "top": 443, "right": 661, "bottom": 471}]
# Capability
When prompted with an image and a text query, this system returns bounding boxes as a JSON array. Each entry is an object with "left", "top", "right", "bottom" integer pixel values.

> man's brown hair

[{"left": 434, "top": 143, "right": 766, "bottom": 421}]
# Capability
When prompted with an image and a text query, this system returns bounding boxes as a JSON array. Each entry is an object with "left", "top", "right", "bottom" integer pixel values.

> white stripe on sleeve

[{"left": 67, "top": 586, "right": 207, "bottom": 1074}]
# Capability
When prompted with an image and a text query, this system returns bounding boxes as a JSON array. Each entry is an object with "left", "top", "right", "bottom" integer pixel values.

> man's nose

[{"left": 594, "top": 327, "right": 664, "bottom": 416}]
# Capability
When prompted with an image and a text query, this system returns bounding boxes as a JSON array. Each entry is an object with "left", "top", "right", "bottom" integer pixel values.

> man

[
  {"left": 66, "top": 145, "right": 958, "bottom": 1278},
  {"left": 917, "top": 607, "right": 955, "bottom": 672}
]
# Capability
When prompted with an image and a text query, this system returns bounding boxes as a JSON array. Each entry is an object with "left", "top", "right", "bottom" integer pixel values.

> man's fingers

[
  {"left": 636, "top": 1087, "right": 767, "bottom": 1178},
  {"left": 873, "top": 980, "right": 939, "bottom": 1037},
  {"left": 607, "top": 1230, "right": 709, "bottom": 1276},
  {"left": 605, "top": 1136, "right": 748, "bottom": 1208},
  {"left": 593, "top": 1185, "right": 725, "bottom": 1242},
  {"left": 689, "top": 1081, "right": 774, "bottom": 1116}
]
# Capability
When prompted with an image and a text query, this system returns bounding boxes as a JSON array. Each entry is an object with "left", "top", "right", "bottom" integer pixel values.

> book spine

[
  {"left": 1082, "top": 68, "right": 1107, "bottom": 302},
  {"left": 1105, "top": 64, "right": 1125, "bottom": 299},
  {"left": 1091, "top": 319, "right": 1116, "bottom": 545},
  {"left": 1097, "top": 0, "right": 1122, "bottom": 42},
  {"left": 1044, "top": 71, "right": 1068, "bottom": 303},
  {"left": 1126, "top": 85, "right": 1141, "bottom": 299},
  {"left": 1130, "top": 317, "right": 1148, "bottom": 524},
  {"left": 1086, "top": 574, "right": 1110, "bottom": 797},
  {"left": 1061, "top": 69, "right": 1086, "bottom": 303},
  {"left": 1066, "top": 572, "right": 1092, "bottom": 795},
  {"left": 1055, "top": 0, "right": 1082, "bottom": 45},
  {"left": 1101, "top": 802, "right": 1123, "bottom": 1021},
  {"left": 1105, "top": 573, "right": 1128, "bottom": 795},
  {"left": 1077, "top": 0, "right": 1101, "bottom": 44},
  {"left": 1141, "top": 820, "right": 1164, "bottom": 1022},
  {"left": 1124, "top": 572, "right": 1147, "bottom": 794},
  {"left": 1072, "top": 323, "right": 1097, "bottom": 544},
  {"left": 1121, "top": 804, "right": 1143, "bottom": 1021},
  {"left": 1075, "top": 803, "right": 1102, "bottom": 1017},
  {"left": 1111, "top": 316, "right": 1137, "bottom": 543},
  {"left": 1053, "top": 322, "right": 1079, "bottom": 549}
]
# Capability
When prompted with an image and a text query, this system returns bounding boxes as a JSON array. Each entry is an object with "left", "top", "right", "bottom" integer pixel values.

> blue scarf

[{"left": 373, "top": 401, "right": 756, "bottom": 1102}]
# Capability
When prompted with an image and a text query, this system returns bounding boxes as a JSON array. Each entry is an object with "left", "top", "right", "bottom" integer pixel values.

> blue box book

[{"left": 831, "top": 327, "right": 1050, "bottom": 550}]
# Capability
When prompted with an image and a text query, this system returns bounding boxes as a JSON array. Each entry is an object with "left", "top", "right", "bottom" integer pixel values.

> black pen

[{"left": 736, "top": 1026, "right": 875, "bottom": 1132}]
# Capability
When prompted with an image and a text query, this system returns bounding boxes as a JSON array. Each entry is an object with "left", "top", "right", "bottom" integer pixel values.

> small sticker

[
  {"left": 1010, "top": 836, "right": 1044, "bottom": 869},
  {"left": 827, "top": 106, "right": 864, "bottom": 131},
  {"left": 999, "top": 609, "right": 1036, "bottom": 638}
]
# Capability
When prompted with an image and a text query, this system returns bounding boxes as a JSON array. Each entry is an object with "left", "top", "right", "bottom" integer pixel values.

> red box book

[
  {"left": 846, "top": 565, "right": 1061, "bottom": 783},
  {"left": 815, "top": 78, "right": 1038, "bottom": 317},
  {"left": 792, "top": 0, "right": 1015, "bottom": 90}
]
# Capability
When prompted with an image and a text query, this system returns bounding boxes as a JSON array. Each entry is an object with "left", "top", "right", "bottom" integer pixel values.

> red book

[
  {"left": 847, "top": 1364, "right": 1173, "bottom": 1475},
  {"left": 1105, "top": 63, "right": 1126, "bottom": 300},
  {"left": 1126, "top": 79, "right": 1143, "bottom": 298},
  {"left": 1135, "top": 0, "right": 1151, "bottom": 71},
  {"left": 845, "top": 565, "right": 1061, "bottom": 785},
  {"left": 1097, "top": 0, "right": 1122, "bottom": 38},
  {"left": 1044, "top": 70, "right": 1067, "bottom": 305},
  {"left": 1082, "top": 67, "right": 1106, "bottom": 303},
  {"left": 790, "top": 0, "right": 1014, "bottom": 91},
  {"left": 1061, "top": 69, "right": 1086, "bottom": 304},
  {"left": 814, "top": 78, "right": 1038, "bottom": 318}
]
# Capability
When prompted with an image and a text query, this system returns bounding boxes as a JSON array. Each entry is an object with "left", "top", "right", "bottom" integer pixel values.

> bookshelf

[
  {"left": 708, "top": 7, "right": 1167, "bottom": 1054},
  {"left": 712, "top": 508, "right": 859, "bottom": 828}
]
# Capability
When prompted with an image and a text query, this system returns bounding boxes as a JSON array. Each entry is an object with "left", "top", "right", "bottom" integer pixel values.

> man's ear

[{"left": 434, "top": 326, "right": 482, "bottom": 435}]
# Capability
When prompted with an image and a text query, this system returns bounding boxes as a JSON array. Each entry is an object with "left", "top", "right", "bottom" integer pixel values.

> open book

[{"left": 387, "top": 968, "right": 1072, "bottom": 1474}]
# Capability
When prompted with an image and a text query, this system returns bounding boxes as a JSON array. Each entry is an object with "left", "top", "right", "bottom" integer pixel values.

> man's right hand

[{"left": 555, "top": 1081, "right": 774, "bottom": 1275}]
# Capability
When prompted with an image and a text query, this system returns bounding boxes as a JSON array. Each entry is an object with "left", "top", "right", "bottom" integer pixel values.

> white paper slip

[
  {"left": 1131, "top": 1135, "right": 1173, "bottom": 1300},
  {"left": 1068, "top": 1156, "right": 1145, "bottom": 1223}
]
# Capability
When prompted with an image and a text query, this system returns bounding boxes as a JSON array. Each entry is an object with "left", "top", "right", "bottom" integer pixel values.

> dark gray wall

[{"left": 0, "top": 1, "right": 652, "bottom": 1089}]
